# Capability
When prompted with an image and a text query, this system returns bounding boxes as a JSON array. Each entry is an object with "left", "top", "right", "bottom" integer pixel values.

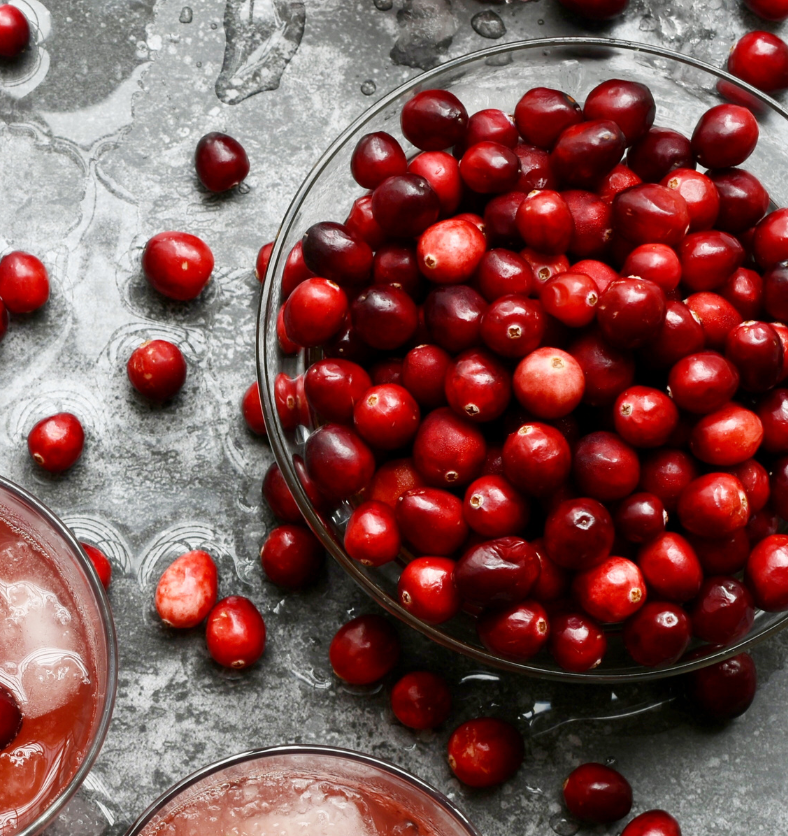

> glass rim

[
  {"left": 123, "top": 743, "right": 481, "bottom": 836},
  {"left": 257, "top": 36, "right": 788, "bottom": 683},
  {"left": 0, "top": 474, "right": 119, "bottom": 836}
]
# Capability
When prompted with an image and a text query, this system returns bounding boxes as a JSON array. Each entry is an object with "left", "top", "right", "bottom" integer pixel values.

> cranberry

[
  {"left": 597, "top": 277, "right": 666, "bottom": 349},
  {"left": 479, "top": 599, "right": 550, "bottom": 660},
  {"left": 0, "top": 5, "right": 28, "bottom": 59},
  {"left": 745, "top": 534, "right": 788, "bottom": 611},
  {"left": 82, "top": 543, "right": 112, "bottom": 590},
  {"left": 194, "top": 132, "right": 249, "bottom": 192},
  {"left": 729, "top": 459, "right": 771, "bottom": 513},
  {"left": 688, "top": 531, "right": 749, "bottom": 577},
  {"left": 643, "top": 301, "right": 705, "bottom": 368},
  {"left": 502, "top": 422, "right": 571, "bottom": 496},
  {"left": 329, "top": 614, "right": 400, "bottom": 685},
  {"left": 368, "top": 458, "right": 425, "bottom": 509},
  {"left": 302, "top": 359, "right": 369, "bottom": 425},
  {"left": 691, "top": 576, "right": 755, "bottom": 645},
  {"left": 597, "top": 163, "right": 643, "bottom": 204},
  {"left": 745, "top": 0, "right": 788, "bottom": 19},
  {"left": 372, "top": 174, "right": 440, "bottom": 238},
  {"left": 205, "top": 596, "right": 266, "bottom": 669},
  {"left": 308, "top": 224, "right": 374, "bottom": 287},
  {"left": 396, "top": 487, "right": 468, "bottom": 556},
  {"left": 613, "top": 183, "right": 690, "bottom": 247},
  {"left": 0, "top": 251, "right": 49, "bottom": 314},
  {"left": 709, "top": 169, "right": 770, "bottom": 234},
  {"left": 282, "top": 240, "right": 315, "bottom": 298},
  {"left": 660, "top": 168, "right": 719, "bottom": 232},
  {"left": 417, "top": 219, "right": 486, "bottom": 284},
  {"left": 686, "top": 652, "right": 757, "bottom": 720},
  {"left": 563, "top": 763, "right": 633, "bottom": 823},
  {"left": 351, "top": 132, "right": 407, "bottom": 189},
  {"left": 691, "top": 105, "right": 759, "bottom": 170},
  {"left": 624, "top": 602, "right": 691, "bottom": 667},
  {"left": 413, "top": 407, "right": 486, "bottom": 488},
  {"left": 0, "top": 686, "right": 22, "bottom": 751},
  {"left": 443, "top": 348, "right": 510, "bottom": 423},
  {"left": 639, "top": 448, "right": 699, "bottom": 512},
  {"left": 455, "top": 537, "right": 540, "bottom": 606},
  {"left": 481, "top": 191, "right": 525, "bottom": 248},
  {"left": 475, "top": 249, "right": 533, "bottom": 301},
  {"left": 127, "top": 340, "right": 187, "bottom": 403},
  {"left": 541, "top": 497, "right": 612, "bottom": 571},
  {"left": 678, "top": 473, "right": 749, "bottom": 537},
  {"left": 399, "top": 344, "right": 448, "bottom": 409},
  {"left": 460, "top": 141, "right": 520, "bottom": 194},
  {"left": 27, "top": 412, "right": 84, "bottom": 473},
  {"left": 720, "top": 268, "right": 764, "bottom": 320},
  {"left": 513, "top": 347, "right": 584, "bottom": 419},
  {"left": 668, "top": 351, "right": 738, "bottom": 413},
  {"left": 514, "top": 190, "right": 573, "bottom": 255},
  {"left": 142, "top": 231, "right": 214, "bottom": 301},
  {"left": 447, "top": 717, "right": 524, "bottom": 787},
  {"left": 572, "top": 259, "right": 619, "bottom": 294},
  {"left": 341, "top": 502, "right": 399, "bottom": 567},
  {"left": 678, "top": 230, "right": 746, "bottom": 294},
  {"left": 391, "top": 671, "right": 452, "bottom": 730},
  {"left": 773, "top": 322, "right": 788, "bottom": 380},
  {"left": 550, "top": 120, "right": 626, "bottom": 189},
  {"left": 563, "top": 190, "right": 613, "bottom": 258},
  {"left": 255, "top": 242, "right": 273, "bottom": 284},
  {"left": 401, "top": 89, "right": 468, "bottom": 151},
  {"left": 614, "top": 385, "right": 678, "bottom": 448},
  {"left": 283, "top": 278, "right": 347, "bottom": 347},
  {"left": 155, "top": 549, "right": 218, "bottom": 629},
  {"left": 514, "top": 142, "right": 558, "bottom": 192},
  {"left": 261, "top": 524, "right": 323, "bottom": 588},
  {"left": 547, "top": 611, "right": 606, "bottom": 672},
  {"left": 759, "top": 387, "right": 788, "bottom": 453},
  {"left": 689, "top": 403, "right": 763, "bottom": 466},
  {"left": 531, "top": 540, "right": 570, "bottom": 602},
  {"left": 408, "top": 151, "right": 462, "bottom": 216},
  {"left": 755, "top": 208, "right": 788, "bottom": 270},
  {"left": 345, "top": 195, "right": 387, "bottom": 250},
  {"left": 567, "top": 329, "right": 635, "bottom": 406},
  {"left": 262, "top": 462, "right": 301, "bottom": 522},
  {"left": 727, "top": 31, "right": 788, "bottom": 92},
  {"left": 304, "top": 424, "right": 375, "bottom": 500},
  {"left": 748, "top": 505, "right": 780, "bottom": 545},
  {"left": 372, "top": 243, "right": 420, "bottom": 298},
  {"left": 398, "top": 557, "right": 460, "bottom": 624},
  {"left": 273, "top": 372, "right": 305, "bottom": 431},
  {"left": 520, "top": 248, "right": 570, "bottom": 291},
  {"left": 351, "top": 384, "right": 419, "bottom": 450},
  {"left": 684, "top": 292, "right": 743, "bottom": 351},
  {"left": 537, "top": 274, "right": 596, "bottom": 329},
  {"left": 462, "top": 476, "right": 529, "bottom": 538},
  {"left": 582, "top": 79, "right": 655, "bottom": 145},
  {"left": 423, "top": 284, "right": 487, "bottom": 353},
  {"left": 626, "top": 127, "right": 694, "bottom": 183},
  {"left": 726, "top": 320, "right": 783, "bottom": 392},
  {"left": 480, "top": 295, "right": 545, "bottom": 358},
  {"left": 514, "top": 87, "right": 582, "bottom": 150},
  {"left": 637, "top": 532, "right": 703, "bottom": 602},
  {"left": 574, "top": 556, "right": 646, "bottom": 623},
  {"left": 573, "top": 431, "right": 640, "bottom": 502},
  {"left": 614, "top": 493, "right": 667, "bottom": 543}
]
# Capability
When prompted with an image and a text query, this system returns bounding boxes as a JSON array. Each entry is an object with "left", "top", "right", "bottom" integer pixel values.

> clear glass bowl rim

[
  {"left": 257, "top": 36, "right": 788, "bottom": 683},
  {"left": 1, "top": 474, "right": 119, "bottom": 836},
  {"left": 122, "top": 743, "right": 481, "bottom": 836}
]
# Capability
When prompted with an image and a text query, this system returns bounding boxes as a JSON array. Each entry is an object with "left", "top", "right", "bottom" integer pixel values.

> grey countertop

[{"left": 1, "top": 1, "right": 786, "bottom": 834}]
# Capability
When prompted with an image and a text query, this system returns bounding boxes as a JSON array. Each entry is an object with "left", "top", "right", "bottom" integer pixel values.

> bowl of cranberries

[{"left": 257, "top": 36, "right": 788, "bottom": 681}]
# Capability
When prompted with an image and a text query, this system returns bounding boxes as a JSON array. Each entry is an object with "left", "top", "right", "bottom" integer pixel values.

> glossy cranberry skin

[
  {"left": 475, "top": 250, "right": 532, "bottom": 301},
  {"left": 401, "top": 89, "right": 468, "bottom": 151},
  {"left": 726, "top": 320, "right": 783, "bottom": 393},
  {"left": 574, "top": 556, "right": 646, "bottom": 623},
  {"left": 0, "top": 685, "right": 22, "bottom": 751},
  {"left": 550, "top": 120, "right": 626, "bottom": 189},
  {"left": 444, "top": 348, "right": 510, "bottom": 423},
  {"left": 759, "top": 388, "right": 788, "bottom": 453},
  {"left": 305, "top": 222, "right": 374, "bottom": 285},
  {"left": 399, "top": 557, "right": 460, "bottom": 625},
  {"left": 709, "top": 168, "right": 770, "bottom": 234},
  {"left": 773, "top": 322, "right": 788, "bottom": 380},
  {"left": 262, "top": 462, "right": 300, "bottom": 522},
  {"left": 329, "top": 614, "right": 400, "bottom": 685},
  {"left": 667, "top": 351, "right": 737, "bottom": 414},
  {"left": 155, "top": 550, "right": 218, "bottom": 629},
  {"left": 745, "top": 534, "right": 788, "bottom": 611},
  {"left": 726, "top": 459, "right": 771, "bottom": 514},
  {"left": 255, "top": 242, "right": 273, "bottom": 284},
  {"left": 480, "top": 295, "right": 545, "bottom": 359},
  {"left": 728, "top": 31, "right": 788, "bottom": 92},
  {"left": 460, "top": 141, "right": 520, "bottom": 194},
  {"left": 582, "top": 79, "right": 655, "bottom": 145},
  {"left": 260, "top": 524, "right": 323, "bottom": 589},
  {"left": 447, "top": 717, "right": 524, "bottom": 787},
  {"left": 755, "top": 208, "right": 788, "bottom": 270},
  {"left": 462, "top": 475, "right": 529, "bottom": 538},
  {"left": 127, "top": 340, "right": 187, "bottom": 402},
  {"left": 514, "top": 142, "right": 558, "bottom": 192},
  {"left": 614, "top": 386, "right": 678, "bottom": 448},
  {"left": 0, "top": 251, "right": 49, "bottom": 314},
  {"left": 371, "top": 174, "right": 441, "bottom": 238},
  {"left": 513, "top": 347, "right": 585, "bottom": 419},
  {"left": 563, "top": 763, "right": 633, "bottom": 823},
  {"left": 689, "top": 531, "right": 750, "bottom": 577},
  {"left": 281, "top": 240, "right": 315, "bottom": 298},
  {"left": 520, "top": 248, "right": 570, "bottom": 291},
  {"left": 82, "top": 543, "right": 112, "bottom": 590},
  {"left": 745, "top": 0, "right": 788, "bottom": 19},
  {"left": 639, "top": 449, "right": 698, "bottom": 512},
  {"left": 0, "top": 4, "right": 29, "bottom": 58},
  {"left": 455, "top": 537, "right": 540, "bottom": 606},
  {"left": 613, "top": 493, "right": 666, "bottom": 544},
  {"left": 597, "top": 163, "right": 643, "bottom": 204},
  {"left": 691, "top": 576, "right": 755, "bottom": 645},
  {"left": 368, "top": 458, "right": 425, "bottom": 510},
  {"left": 597, "top": 278, "right": 667, "bottom": 349},
  {"left": 396, "top": 487, "right": 468, "bottom": 555},
  {"left": 413, "top": 407, "right": 485, "bottom": 488},
  {"left": 372, "top": 243, "right": 420, "bottom": 297},
  {"left": 547, "top": 612, "right": 606, "bottom": 672},
  {"left": 423, "top": 284, "right": 487, "bottom": 354},
  {"left": 283, "top": 278, "right": 347, "bottom": 347},
  {"left": 514, "top": 190, "right": 574, "bottom": 255},
  {"left": 660, "top": 168, "right": 719, "bottom": 232},
  {"left": 351, "top": 132, "right": 407, "bottom": 189},
  {"left": 479, "top": 191, "right": 523, "bottom": 248},
  {"left": 205, "top": 597, "right": 266, "bottom": 669},
  {"left": 539, "top": 273, "right": 598, "bottom": 328},
  {"left": 679, "top": 230, "right": 745, "bottom": 294},
  {"left": 342, "top": 502, "right": 399, "bottom": 568},
  {"left": 689, "top": 403, "right": 764, "bottom": 466},
  {"left": 27, "top": 412, "right": 85, "bottom": 473},
  {"left": 477, "top": 599, "right": 550, "bottom": 661},
  {"left": 544, "top": 498, "right": 614, "bottom": 571},
  {"left": 637, "top": 532, "right": 703, "bottom": 602},
  {"left": 514, "top": 87, "right": 582, "bottom": 150},
  {"left": 573, "top": 431, "right": 640, "bottom": 502},
  {"left": 408, "top": 151, "right": 462, "bottom": 216},
  {"left": 613, "top": 184, "right": 690, "bottom": 247},
  {"left": 142, "top": 231, "right": 214, "bottom": 301},
  {"left": 563, "top": 190, "right": 613, "bottom": 258},
  {"left": 417, "top": 219, "right": 486, "bottom": 286},
  {"left": 399, "top": 344, "right": 448, "bottom": 409},
  {"left": 352, "top": 384, "right": 419, "bottom": 450},
  {"left": 303, "top": 359, "right": 370, "bottom": 425},
  {"left": 351, "top": 286, "right": 418, "bottom": 351},
  {"left": 304, "top": 424, "right": 375, "bottom": 500},
  {"left": 568, "top": 330, "right": 635, "bottom": 407},
  {"left": 691, "top": 105, "right": 759, "bottom": 170},
  {"left": 762, "top": 266, "right": 788, "bottom": 326},
  {"left": 626, "top": 127, "right": 694, "bottom": 183},
  {"left": 274, "top": 372, "right": 304, "bottom": 431},
  {"left": 194, "top": 132, "right": 249, "bottom": 192},
  {"left": 678, "top": 472, "right": 750, "bottom": 538},
  {"left": 624, "top": 602, "right": 691, "bottom": 667},
  {"left": 721, "top": 268, "right": 763, "bottom": 320},
  {"left": 391, "top": 671, "right": 452, "bottom": 730},
  {"left": 684, "top": 292, "right": 743, "bottom": 351},
  {"left": 687, "top": 652, "right": 757, "bottom": 720},
  {"left": 346, "top": 194, "right": 387, "bottom": 250},
  {"left": 503, "top": 422, "right": 572, "bottom": 496},
  {"left": 643, "top": 301, "right": 705, "bottom": 369}
]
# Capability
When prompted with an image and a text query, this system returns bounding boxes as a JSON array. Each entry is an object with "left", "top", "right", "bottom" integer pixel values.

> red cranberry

[
  {"left": 726, "top": 458, "right": 771, "bottom": 514},
  {"left": 462, "top": 476, "right": 529, "bottom": 538},
  {"left": 482, "top": 191, "right": 526, "bottom": 248},
  {"left": 255, "top": 241, "right": 273, "bottom": 284},
  {"left": 302, "top": 221, "right": 373, "bottom": 286},
  {"left": 273, "top": 372, "right": 305, "bottom": 431},
  {"left": 550, "top": 120, "right": 626, "bottom": 189},
  {"left": 303, "top": 359, "right": 370, "bottom": 424},
  {"left": 688, "top": 529, "right": 750, "bottom": 575},
  {"left": 745, "top": 534, "right": 788, "bottom": 611},
  {"left": 540, "top": 273, "right": 598, "bottom": 328},
  {"left": 568, "top": 329, "right": 635, "bottom": 406},
  {"left": 720, "top": 267, "right": 764, "bottom": 320},
  {"left": 480, "top": 295, "right": 545, "bottom": 358},
  {"left": 444, "top": 348, "right": 511, "bottom": 423},
  {"left": 81, "top": 543, "right": 112, "bottom": 590},
  {"left": 583, "top": 79, "right": 655, "bottom": 145},
  {"left": 28, "top": 412, "right": 84, "bottom": 473},
  {"left": 571, "top": 258, "right": 619, "bottom": 294},
  {"left": 0, "top": 4, "right": 28, "bottom": 58},
  {"left": 283, "top": 278, "right": 347, "bottom": 347},
  {"left": 573, "top": 431, "right": 640, "bottom": 502},
  {"left": 329, "top": 614, "right": 400, "bottom": 685},
  {"left": 626, "top": 127, "right": 694, "bottom": 183},
  {"left": 127, "top": 339, "right": 187, "bottom": 403},
  {"left": 728, "top": 31, "right": 788, "bottom": 92},
  {"left": 660, "top": 168, "right": 719, "bottom": 232},
  {"left": 689, "top": 403, "right": 763, "bottom": 466},
  {"left": 612, "top": 184, "right": 690, "bottom": 246},
  {"left": 368, "top": 458, "right": 425, "bottom": 509},
  {"left": 142, "top": 231, "right": 213, "bottom": 301},
  {"left": 624, "top": 602, "right": 691, "bottom": 667},
  {"left": 396, "top": 486, "right": 468, "bottom": 556},
  {"left": 678, "top": 473, "right": 749, "bottom": 537},
  {"left": 413, "top": 407, "right": 486, "bottom": 488},
  {"left": 304, "top": 424, "right": 375, "bottom": 500},
  {"left": 597, "top": 163, "right": 642, "bottom": 203},
  {"left": 754, "top": 208, "right": 788, "bottom": 269},
  {"left": 401, "top": 89, "right": 468, "bottom": 151},
  {"left": 544, "top": 498, "right": 614, "bottom": 571},
  {"left": 668, "top": 351, "right": 738, "bottom": 413},
  {"left": 514, "top": 87, "right": 582, "bottom": 150},
  {"left": 460, "top": 141, "right": 520, "bottom": 194},
  {"left": 759, "top": 387, "right": 788, "bottom": 452},
  {"left": 345, "top": 194, "right": 387, "bottom": 250},
  {"left": 643, "top": 301, "right": 705, "bottom": 368},
  {"left": 597, "top": 277, "right": 666, "bottom": 349},
  {"left": 261, "top": 524, "right": 324, "bottom": 588},
  {"left": 352, "top": 384, "right": 419, "bottom": 450},
  {"left": 763, "top": 265, "right": 788, "bottom": 325},
  {"left": 391, "top": 671, "right": 452, "bottom": 730},
  {"left": 372, "top": 174, "right": 440, "bottom": 238},
  {"left": 691, "top": 576, "right": 755, "bottom": 645},
  {"left": 678, "top": 230, "right": 745, "bottom": 293},
  {"left": 563, "top": 190, "right": 613, "bottom": 258},
  {"left": 726, "top": 320, "right": 783, "bottom": 392},
  {"left": 514, "top": 142, "right": 558, "bottom": 192},
  {"left": 0, "top": 684, "right": 22, "bottom": 751},
  {"left": 745, "top": 0, "right": 788, "bottom": 19},
  {"left": 408, "top": 151, "right": 462, "bottom": 216},
  {"left": 417, "top": 218, "right": 486, "bottom": 284},
  {"left": 350, "top": 285, "right": 418, "bottom": 351},
  {"left": 531, "top": 540, "right": 570, "bottom": 602},
  {"left": 155, "top": 549, "right": 218, "bottom": 629},
  {"left": 639, "top": 448, "right": 699, "bottom": 512},
  {"left": 371, "top": 357, "right": 403, "bottom": 388},
  {"left": 614, "top": 385, "right": 678, "bottom": 448},
  {"left": 520, "top": 248, "right": 570, "bottom": 291},
  {"left": 687, "top": 652, "right": 757, "bottom": 719},
  {"left": 194, "top": 132, "right": 249, "bottom": 192},
  {"left": 0, "top": 251, "right": 49, "bottom": 313},
  {"left": 400, "top": 344, "right": 450, "bottom": 409},
  {"left": 447, "top": 717, "right": 524, "bottom": 787},
  {"left": 373, "top": 243, "right": 421, "bottom": 298},
  {"left": 637, "top": 532, "right": 703, "bottom": 602},
  {"left": 503, "top": 422, "right": 571, "bottom": 496},
  {"left": 691, "top": 105, "right": 759, "bottom": 169},
  {"left": 399, "top": 557, "right": 460, "bottom": 624},
  {"left": 563, "top": 763, "right": 633, "bottom": 823},
  {"left": 351, "top": 132, "right": 407, "bottom": 189},
  {"left": 773, "top": 322, "right": 788, "bottom": 380},
  {"left": 343, "top": 500, "right": 400, "bottom": 567},
  {"left": 614, "top": 492, "right": 667, "bottom": 543},
  {"left": 455, "top": 537, "right": 540, "bottom": 606},
  {"left": 574, "top": 556, "right": 646, "bottom": 623},
  {"left": 515, "top": 190, "right": 574, "bottom": 255},
  {"left": 475, "top": 249, "right": 533, "bottom": 301},
  {"left": 709, "top": 168, "right": 770, "bottom": 233},
  {"left": 513, "top": 347, "right": 584, "bottom": 419},
  {"left": 548, "top": 611, "right": 606, "bottom": 672},
  {"left": 262, "top": 457, "right": 328, "bottom": 522},
  {"left": 684, "top": 292, "right": 743, "bottom": 351},
  {"left": 206, "top": 596, "right": 266, "bottom": 669},
  {"left": 461, "top": 108, "right": 517, "bottom": 151},
  {"left": 282, "top": 240, "right": 315, "bottom": 298},
  {"left": 477, "top": 599, "right": 550, "bottom": 661},
  {"left": 423, "top": 284, "right": 487, "bottom": 353}
]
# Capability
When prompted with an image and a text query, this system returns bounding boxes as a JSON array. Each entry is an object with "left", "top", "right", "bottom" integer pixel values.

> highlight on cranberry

[
  {"left": 142, "top": 231, "right": 214, "bottom": 301},
  {"left": 0, "top": 4, "right": 29, "bottom": 60},
  {"left": 27, "top": 412, "right": 85, "bottom": 473},
  {"left": 262, "top": 73, "right": 788, "bottom": 682}
]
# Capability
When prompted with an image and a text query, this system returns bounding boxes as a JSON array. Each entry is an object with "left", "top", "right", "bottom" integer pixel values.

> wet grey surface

[{"left": 1, "top": 0, "right": 787, "bottom": 834}]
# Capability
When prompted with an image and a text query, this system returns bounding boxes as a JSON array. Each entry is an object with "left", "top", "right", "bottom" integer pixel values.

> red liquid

[{"left": 0, "top": 518, "right": 99, "bottom": 834}]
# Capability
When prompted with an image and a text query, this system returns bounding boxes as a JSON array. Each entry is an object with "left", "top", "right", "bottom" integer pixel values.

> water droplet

[
  {"left": 361, "top": 79, "right": 377, "bottom": 96},
  {"left": 179, "top": 6, "right": 193, "bottom": 23},
  {"left": 606, "top": 756, "right": 617, "bottom": 766},
  {"left": 196, "top": 61, "right": 202, "bottom": 68},
  {"left": 538, "top": 18, "right": 545, "bottom": 24},
  {"left": 549, "top": 813, "right": 580, "bottom": 836},
  {"left": 471, "top": 10, "right": 506, "bottom": 39},
  {"left": 210, "top": 21, "right": 218, "bottom": 29},
  {"left": 374, "top": 0, "right": 394, "bottom": 8}
]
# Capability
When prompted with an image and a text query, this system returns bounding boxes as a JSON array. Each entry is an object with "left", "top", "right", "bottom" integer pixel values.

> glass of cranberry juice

[{"left": 0, "top": 476, "right": 117, "bottom": 836}]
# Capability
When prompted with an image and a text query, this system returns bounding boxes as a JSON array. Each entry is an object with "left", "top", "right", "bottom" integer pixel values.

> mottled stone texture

[{"left": 0, "top": 0, "right": 785, "bottom": 834}]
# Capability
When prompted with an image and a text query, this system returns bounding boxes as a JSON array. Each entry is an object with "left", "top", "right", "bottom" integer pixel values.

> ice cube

[
  {"left": 19, "top": 648, "right": 90, "bottom": 719},
  {"left": 241, "top": 787, "right": 372, "bottom": 836}
]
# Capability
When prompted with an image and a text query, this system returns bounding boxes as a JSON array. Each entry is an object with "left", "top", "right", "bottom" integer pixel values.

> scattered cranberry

[
  {"left": 621, "top": 810, "right": 682, "bottom": 836},
  {"left": 391, "top": 671, "right": 452, "bottom": 730},
  {"left": 0, "top": 685, "right": 22, "bottom": 751},
  {"left": 459, "top": 141, "right": 520, "bottom": 194},
  {"left": 614, "top": 385, "right": 678, "bottom": 448},
  {"left": 583, "top": 79, "right": 655, "bottom": 145},
  {"left": 614, "top": 492, "right": 667, "bottom": 543},
  {"left": 194, "top": 132, "right": 249, "bottom": 192},
  {"left": 613, "top": 184, "right": 690, "bottom": 246},
  {"left": 82, "top": 543, "right": 112, "bottom": 590},
  {"left": 27, "top": 412, "right": 85, "bottom": 473},
  {"left": 155, "top": 549, "right": 218, "bottom": 629},
  {"left": 661, "top": 168, "right": 719, "bottom": 232},
  {"left": 563, "top": 763, "right": 633, "bottom": 823},
  {"left": 398, "top": 557, "right": 460, "bottom": 625},
  {"left": 127, "top": 340, "right": 187, "bottom": 403},
  {"left": 261, "top": 524, "right": 324, "bottom": 589},
  {"left": 597, "top": 277, "right": 666, "bottom": 349},
  {"left": 686, "top": 652, "right": 757, "bottom": 720},
  {"left": 206, "top": 596, "right": 266, "bottom": 669},
  {"left": 515, "top": 190, "right": 574, "bottom": 255},
  {"left": 0, "top": 4, "right": 29, "bottom": 59},
  {"left": 142, "top": 231, "right": 214, "bottom": 301},
  {"left": 329, "top": 614, "right": 400, "bottom": 685},
  {"left": 541, "top": 272, "right": 599, "bottom": 328},
  {"left": 667, "top": 351, "right": 739, "bottom": 414},
  {"left": 344, "top": 501, "right": 401, "bottom": 567},
  {"left": 689, "top": 402, "right": 764, "bottom": 466},
  {"left": 544, "top": 497, "right": 614, "bottom": 571},
  {"left": 677, "top": 473, "right": 749, "bottom": 538},
  {"left": 0, "top": 251, "right": 49, "bottom": 313},
  {"left": 372, "top": 174, "right": 440, "bottom": 238},
  {"left": 284, "top": 278, "right": 348, "bottom": 348},
  {"left": 480, "top": 294, "right": 545, "bottom": 358},
  {"left": 447, "top": 717, "right": 524, "bottom": 787},
  {"left": 255, "top": 241, "right": 273, "bottom": 283},
  {"left": 412, "top": 407, "right": 486, "bottom": 488},
  {"left": 444, "top": 348, "right": 511, "bottom": 423},
  {"left": 745, "top": 534, "right": 788, "bottom": 611},
  {"left": 727, "top": 31, "right": 788, "bottom": 92}
]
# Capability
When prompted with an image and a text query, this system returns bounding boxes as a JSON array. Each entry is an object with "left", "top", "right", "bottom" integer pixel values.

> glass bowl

[
  {"left": 257, "top": 36, "right": 788, "bottom": 682},
  {"left": 0, "top": 475, "right": 117, "bottom": 836},
  {"left": 124, "top": 744, "right": 479, "bottom": 836}
]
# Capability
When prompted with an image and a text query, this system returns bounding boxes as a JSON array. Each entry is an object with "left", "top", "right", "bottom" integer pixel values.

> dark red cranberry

[
  {"left": 773, "top": 322, "right": 788, "bottom": 380},
  {"left": 475, "top": 249, "right": 533, "bottom": 301},
  {"left": 612, "top": 184, "right": 690, "bottom": 246},
  {"left": 462, "top": 475, "right": 530, "bottom": 539},
  {"left": 0, "top": 251, "right": 49, "bottom": 313},
  {"left": 571, "top": 258, "right": 619, "bottom": 294},
  {"left": 401, "top": 344, "right": 450, "bottom": 409},
  {"left": 351, "top": 131, "right": 407, "bottom": 189},
  {"left": 28, "top": 412, "right": 84, "bottom": 473},
  {"left": 480, "top": 295, "right": 545, "bottom": 358},
  {"left": 691, "top": 105, "right": 759, "bottom": 169},
  {"left": 455, "top": 537, "right": 540, "bottom": 605},
  {"left": 0, "top": 686, "right": 22, "bottom": 751},
  {"left": 661, "top": 168, "right": 720, "bottom": 231},
  {"left": 304, "top": 424, "right": 375, "bottom": 500},
  {"left": 477, "top": 599, "right": 550, "bottom": 661},
  {"left": 447, "top": 718, "right": 524, "bottom": 787},
  {"left": 283, "top": 278, "right": 347, "bottom": 347},
  {"left": 643, "top": 301, "right": 705, "bottom": 369},
  {"left": 745, "top": 534, "right": 788, "bottom": 611},
  {"left": 763, "top": 265, "right": 788, "bottom": 325},
  {"left": 622, "top": 244, "right": 683, "bottom": 293},
  {"left": 614, "top": 385, "right": 678, "bottom": 448},
  {"left": 399, "top": 556, "right": 460, "bottom": 624},
  {"left": 413, "top": 407, "right": 486, "bottom": 488},
  {"left": 461, "top": 108, "right": 517, "bottom": 150},
  {"left": 754, "top": 209, "right": 788, "bottom": 269},
  {"left": 0, "top": 4, "right": 28, "bottom": 58},
  {"left": 423, "top": 284, "right": 487, "bottom": 354},
  {"left": 502, "top": 422, "right": 572, "bottom": 496},
  {"left": 460, "top": 141, "right": 520, "bottom": 194},
  {"left": 678, "top": 473, "right": 749, "bottom": 537},
  {"left": 194, "top": 132, "right": 249, "bottom": 192},
  {"left": 728, "top": 459, "right": 771, "bottom": 514},
  {"left": 597, "top": 277, "right": 667, "bottom": 350},
  {"left": 727, "top": 31, "right": 788, "bottom": 92},
  {"left": 142, "top": 232, "right": 214, "bottom": 301},
  {"left": 531, "top": 540, "right": 570, "bottom": 602},
  {"left": 345, "top": 194, "right": 387, "bottom": 250},
  {"left": 614, "top": 492, "right": 667, "bottom": 543},
  {"left": 574, "top": 556, "right": 646, "bottom": 623},
  {"left": 370, "top": 358, "right": 404, "bottom": 388},
  {"left": 262, "top": 462, "right": 301, "bottom": 522},
  {"left": 373, "top": 243, "right": 421, "bottom": 297},
  {"left": 563, "top": 763, "right": 633, "bottom": 823},
  {"left": 550, "top": 120, "right": 626, "bottom": 189},
  {"left": 726, "top": 320, "right": 783, "bottom": 392},
  {"left": 568, "top": 329, "right": 635, "bottom": 406},
  {"left": 401, "top": 89, "right": 468, "bottom": 151},
  {"left": 637, "top": 532, "right": 703, "bottom": 602},
  {"left": 544, "top": 497, "right": 614, "bottom": 571},
  {"left": 563, "top": 190, "right": 613, "bottom": 258},
  {"left": 687, "top": 652, "right": 757, "bottom": 720},
  {"left": 597, "top": 163, "right": 642, "bottom": 203},
  {"left": 624, "top": 602, "right": 691, "bottom": 667},
  {"left": 301, "top": 221, "right": 373, "bottom": 286},
  {"left": 396, "top": 486, "right": 468, "bottom": 555},
  {"left": 82, "top": 543, "right": 112, "bottom": 589},
  {"left": 481, "top": 191, "right": 525, "bottom": 249},
  {"left": 371, "top": 174, "right": 440, "bottom": 238},
  {"left": 344, "top": 501, "right": 401, "bottom": 567},
  {"left": 541, "top": 273, "right": 598, "bottom": 328},
  {"left": 273, "top": 372, "right": 304, "bottom": 431},
  {"left": 390, "top": 671, "right": 452, "bottom": 730},
  {"left": 678, "top": 230, "right": 745, "bottom": 293},
  {"left": 688, "top": 529, "right": 750, "bottom": 575},
  {"left": 127, "top": 340, "right": 187, "bottom": 403},
  {"left": 417, "top": 218, "right": 486, "bottom": 284},
  {"left": 548, "top": 611, "right": 606, "bottom": 672},
  {"left": 684, "top": 292, "right": 743, "bottom": 351},
  {"left": 668, "top": 351, "right": 738, "bottom": 413},
  {"left": 282, "top": 240, "right": 315, "bottom": 298},
  {"left": 625, "top": 126, "right": 694, "bottom": 183},
  {"left": 329, "top": 614, "right": 400, "bottom": 685},
  {"left": 689, "top": 403, "right": 764, "bottom": 466},
  {"left": 582, "top": 79, "right": 655, "bottom": 145},
  {"left": 261, "top": 524, "right": 324, "bottom": 589},
  {"left": 709, "top": 168, "right": 770, "bottom": 233},
  {"left": 408, "top": 151, "right": 462, "bottom": 216},
  {"left": 720, "top": 267, "right": 764, "bottom": 320},
  {"left": 639, "top": 448, "right": 699, "bottom": 512},
  {"left": 514, "top": 87, "right": 582, "bottom": 150},
  {"left": 573, "top": 431, "right": 640, "bottom": 502},
  {"left": 772, "top": 456, "right": 788, "bottom": 519},
  {"left": 303, "top": 359, "right": 370, "bottom": 424},
  {"left": 747, "top": 506, "right": 780, "bottom": 546},
  {"left": 513, "top": 142, "right": 557, "bottom": 192},
  {"left": 515, "top": 190, "right": 574, "bottom": 255},
  {"left": 759, "top": 387, "right": 788, "bottom": 452},
  {"left": 691, "top": 576, "right": 755, "bottom": 645},
  {"left": 513, "top": 347, "right": 585, "bottom": 419},
  {"left": 745, "top": 0, "right": 788, "bottom": 19},
  {"left": 444, "top": 348, "right": 510, "bottom": 423}
]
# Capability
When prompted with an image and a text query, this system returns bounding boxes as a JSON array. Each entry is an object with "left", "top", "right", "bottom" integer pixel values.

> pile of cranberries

[{"left": 258, "top": 77, "right": 788, "bottom": 677}]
